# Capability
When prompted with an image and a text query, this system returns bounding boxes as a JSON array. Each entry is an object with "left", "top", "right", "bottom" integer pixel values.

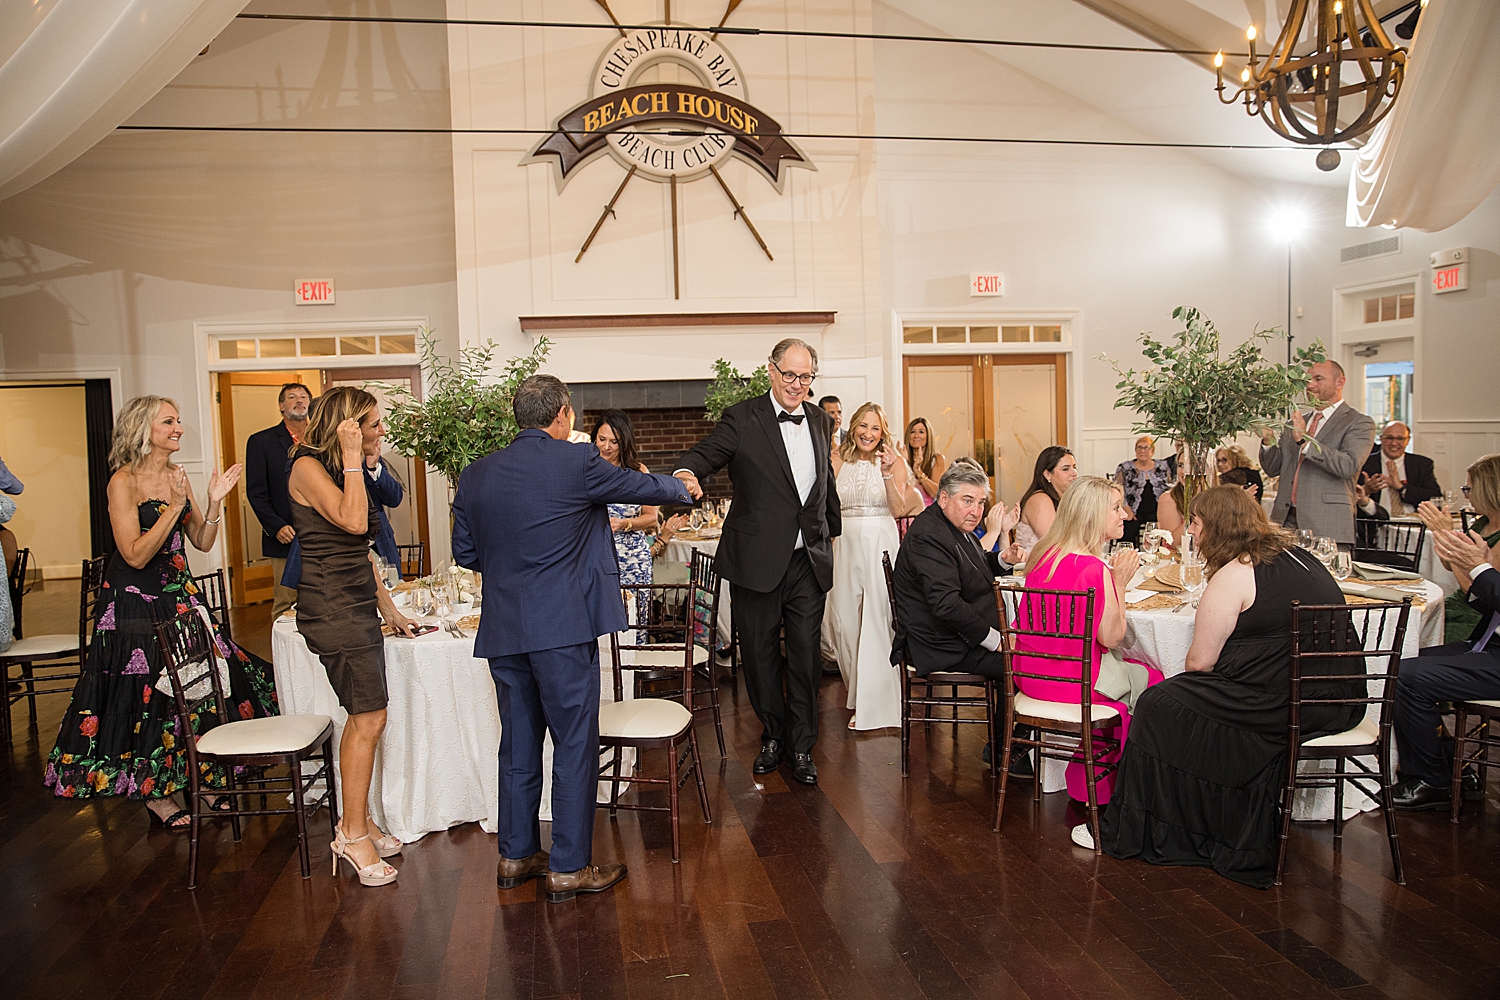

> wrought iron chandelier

[{"left": 1215, "top": 0, "right": 1410, "bottom": 147}]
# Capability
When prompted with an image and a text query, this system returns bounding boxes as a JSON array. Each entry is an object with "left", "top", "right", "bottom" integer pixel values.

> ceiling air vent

[{"left": 1340, "top": 234, "right": 1401, "bottom": 263}]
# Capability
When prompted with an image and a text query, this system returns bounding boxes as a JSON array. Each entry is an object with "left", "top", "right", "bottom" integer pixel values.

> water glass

[
  {"left": 690, "top": 508, "right": 704, "bottom": 531},
  {"left": 1331, "top": 550, "right": 1352, "bottom": 581},
  {"left": 412, "top": 586, "right": 434, "bottom": 618},
  {"left": 1182, "top": 557, "right": 1205, "bottom": 607},
  {"left": 383, "top": 563, "right": 402, "bottom": 590}
]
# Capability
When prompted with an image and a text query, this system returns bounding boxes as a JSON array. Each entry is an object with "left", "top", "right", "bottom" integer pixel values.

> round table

[
  {"left": 271, "top": 616, "right": 635, "bottom": 843},
  {"left": 1000, "top": 575, "right": 1444, "bottom": 819}
]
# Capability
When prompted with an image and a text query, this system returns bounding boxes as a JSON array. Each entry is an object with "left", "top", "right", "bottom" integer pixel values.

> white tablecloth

[
  {"left": 1001, "top": 577, "right": 1443, "bottom": 820},
  {"left": 271, "top": 618, "right": 634, "bottom": 843}
]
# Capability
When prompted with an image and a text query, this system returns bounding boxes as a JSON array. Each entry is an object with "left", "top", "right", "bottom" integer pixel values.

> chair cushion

[
  {"left": 625, "top": 647, "right": 710, "bottom": 668},
  {"left": 1461, "top": 700, "right": 1500, "bottom": 710},
  {"left": 1013, "top": 692, "right": 1121, "bottom": 725},
  {"left": 1302, "top": 716, "right": 1379, "bottom": 748},
  {"left": 599, "top": 698, "right": 692, "bottom": 739},
  {"left": 2, "top": 634, "right": 80, "bottom": 660},
  {"left": 196, "top": 714, "right": 332, "bottom": 756}
]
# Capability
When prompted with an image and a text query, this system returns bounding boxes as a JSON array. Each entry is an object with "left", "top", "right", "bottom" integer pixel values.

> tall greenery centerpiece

[
  {"left": 704, "top": 358, "right": 772, "bottom": 423},
  {"left": 377, "top": 328, "right": 551, "bottom": 486},
  {"left": 1100, "top": 306, "right": 1326, "bottom": 510}
]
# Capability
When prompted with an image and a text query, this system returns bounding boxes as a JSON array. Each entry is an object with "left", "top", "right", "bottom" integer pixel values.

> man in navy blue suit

[{"left": 452, "top": 374, "right": 694, "bottom": 902}]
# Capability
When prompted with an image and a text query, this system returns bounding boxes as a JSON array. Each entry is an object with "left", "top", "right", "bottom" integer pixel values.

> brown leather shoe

[
  {"left": 496, "top": 850, "right": 549, "bottom": 889},
  {"left": 544, "top": 862, "right": 627, "bottom": 903}
]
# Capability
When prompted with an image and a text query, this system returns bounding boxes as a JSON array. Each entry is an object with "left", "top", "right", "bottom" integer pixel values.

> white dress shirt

[
  {"left": 771, "top": 392, "right": 816, "bottom": 550},
  {"left": 1360, "top": 451, "right": 1408, "bottom": 514}
]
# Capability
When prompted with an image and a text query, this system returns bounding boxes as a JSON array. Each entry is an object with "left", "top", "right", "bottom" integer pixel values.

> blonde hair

[
  {"left": 1216, "top": 444, "right": 1252, "bottom": 470},
  {"left": 839, "top": 402, "right": 896, "bottom": 463},
  {"left": 1468, "top": 454, "right": 1500, "bottom": 518},
  {"left": 1028, "top": 476, "right": 1121, "bottom": 581},
  {"left": 296, "top": 386, "right": 378, "bottom": 477},
  {"left": 109, "top": 396, "right": 179, "bottom": 471}
]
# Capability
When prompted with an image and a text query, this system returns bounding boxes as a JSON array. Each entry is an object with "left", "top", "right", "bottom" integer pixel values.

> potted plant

[
  {"left": 377, "top": 327, "right": 552, "bottom": 486},
  {"left": 1100, "top": 306, "right": 1325, "bottom": 509},
  {"left": 704, "top": 357, "right": 771, "bottom": 423}
]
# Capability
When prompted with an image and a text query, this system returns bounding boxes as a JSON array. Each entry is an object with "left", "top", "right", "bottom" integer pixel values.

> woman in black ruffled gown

[
  {"left": 45, "top": 396, "right": 277, "bottom": 830},
  {"left": 1092, "top": 485, "right": 1363, "bottom": 888}
]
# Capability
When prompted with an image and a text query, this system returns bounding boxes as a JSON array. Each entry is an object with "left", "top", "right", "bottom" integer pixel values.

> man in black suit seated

[
  {"left": 1361, "top": 421, "right": 1441, "bottom": 517},
  {"left": 1391, "top": 516, "right": 1500, "bottom": 810},
  {"left": 890, "top": 464, "right": 1033, "bottom": 766}
]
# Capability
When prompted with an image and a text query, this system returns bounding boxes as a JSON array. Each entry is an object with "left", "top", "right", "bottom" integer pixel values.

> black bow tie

[{"left": 777, "top": 410, "right": 805, "bottom": 425}]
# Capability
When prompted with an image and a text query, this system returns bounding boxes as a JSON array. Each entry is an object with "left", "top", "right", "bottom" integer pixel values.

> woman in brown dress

[{"left": 288, "top": 386, "right": 414, "bottom": 886}]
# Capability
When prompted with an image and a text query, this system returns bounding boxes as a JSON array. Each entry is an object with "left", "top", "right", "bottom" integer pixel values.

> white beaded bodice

[{"left": 837, "top": 459, "right": 892, "bottom": 519}]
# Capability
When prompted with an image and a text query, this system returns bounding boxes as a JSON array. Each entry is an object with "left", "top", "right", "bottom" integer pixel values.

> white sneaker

[{"left": 1070, "top": 823, "right": 1096, "bottom": 849}]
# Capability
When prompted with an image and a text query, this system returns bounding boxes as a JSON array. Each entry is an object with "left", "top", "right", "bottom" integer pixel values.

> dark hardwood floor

[{"left": 5, "top": 578, "right": 1500, "bottom": 1000}]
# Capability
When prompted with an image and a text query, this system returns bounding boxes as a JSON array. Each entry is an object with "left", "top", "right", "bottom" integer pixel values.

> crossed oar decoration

[{"left": 577, "top": 0, "right": 775, "bottom": 273}]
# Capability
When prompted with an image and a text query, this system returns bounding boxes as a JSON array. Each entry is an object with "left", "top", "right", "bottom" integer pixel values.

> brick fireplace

[{"left": 572, "top": 379, "right": 731, "bottom": 496}]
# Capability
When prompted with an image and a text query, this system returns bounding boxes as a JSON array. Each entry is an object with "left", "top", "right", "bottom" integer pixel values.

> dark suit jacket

[
  {"left": 1260, "top": 403, "right": 1376, "bottom": 544},
  {"left": 452, "top": 428, "right": 690, "bottom": 658},
  {"left": 1361, "top": 448, "right": 1442, "bottom": 511},
  {"left": 675, "top": 394, "right": 841, "bottom": 593},
  {"left": 890, "top": 503, "right": 1006, "bottom": 674},
  {"left": 245, "top": 423, "right": 295, "bottom": 559},
  {"left": 1464, "top": 567, "right": 1500, "bottom": 646},
  {"left": 365, "top": 459, "right": 404, "bottom": 566}
]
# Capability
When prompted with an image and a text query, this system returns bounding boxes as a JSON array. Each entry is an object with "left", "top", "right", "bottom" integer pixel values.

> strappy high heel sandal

[
  {"left": 331, "top": 825, "right": 399, "bottom": 886},
  {"left": 371, "top": 830, "right": 403, "bottom": 859}
]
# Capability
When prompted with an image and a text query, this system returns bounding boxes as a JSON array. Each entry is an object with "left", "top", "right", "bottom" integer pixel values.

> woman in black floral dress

[{"left": 44, "top": 395, "right": 278, "bottom": 830}]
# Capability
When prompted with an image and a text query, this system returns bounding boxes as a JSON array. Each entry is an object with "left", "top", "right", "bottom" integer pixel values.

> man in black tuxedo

[
  {"left": 889, "top": 464, "right": 1026, "bottom": 680},
  {"left": 245, "top": 382, "right": 311, "bottom": 616},
  {"left": 674, "top": 339, "right": 840, "bottom": 785},
  {"left": 1361, "top": 421, "right": 1442, "bottom": 517}
]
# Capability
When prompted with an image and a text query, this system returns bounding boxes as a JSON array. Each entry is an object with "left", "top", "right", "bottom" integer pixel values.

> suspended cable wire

[
  {"left": 112, "top": 124, "right": 1346, "bottom": 151},
  {"left": 235, "top": 12, "right": 1251, "bottom": 58}
]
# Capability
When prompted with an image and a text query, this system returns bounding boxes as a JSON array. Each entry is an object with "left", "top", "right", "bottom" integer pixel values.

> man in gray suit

[{"left": 1260, "top": 360, "right": 1376, "bottom": 547}]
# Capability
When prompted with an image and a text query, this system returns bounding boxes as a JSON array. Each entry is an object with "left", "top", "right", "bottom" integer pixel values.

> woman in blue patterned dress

[
  {"left": 44, "top": 396, "right": 278, "bottom": 830},
  {"left": 593, "top": 410, "right": 659, "bottom": 643}
]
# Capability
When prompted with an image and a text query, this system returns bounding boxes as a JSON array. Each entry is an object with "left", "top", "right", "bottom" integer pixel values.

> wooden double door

[
  {"left": 903, "top": 354, "right": 1067, "bottom": 505},
  {"left": 216, "top": 367, "right": 430, "bottom": 606}
]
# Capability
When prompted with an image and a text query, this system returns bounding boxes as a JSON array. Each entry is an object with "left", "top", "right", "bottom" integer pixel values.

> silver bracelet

[{"left": 204, "top": 514, "right": 222, "bottom": 524}]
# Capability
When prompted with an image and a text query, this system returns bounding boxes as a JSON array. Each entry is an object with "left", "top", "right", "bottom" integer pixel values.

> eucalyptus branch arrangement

[
  {"left": 704, "top": 358, "right": 771, "bottom": 423},
  {"left": 1100, "top": 306, "right": 1325, "bottom": 505},
  {"left": 376, "top": 328, "right": 551, "bottom": 485}
]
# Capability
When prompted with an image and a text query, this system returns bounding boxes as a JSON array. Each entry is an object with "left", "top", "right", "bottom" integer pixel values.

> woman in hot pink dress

[{"left": 1014, "top": 476, "right": 1162, "bottom": 803}]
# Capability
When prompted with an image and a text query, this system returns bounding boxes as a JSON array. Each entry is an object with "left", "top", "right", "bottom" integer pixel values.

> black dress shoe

[
  {"left": 1391, "top": 777, "right": 1452, "bottom": 811},
  {"left": 791, "top": 753, "right": 818, "bottom": 785},
  {"left": 981, "top": 739, "right": 1035, "bottom": 776},
  {"left": 753, "top": 740, "right": 783, "bottom": 774},
  {"left": 1463, "top": 768, "right": 1485, "bottom": 801}
]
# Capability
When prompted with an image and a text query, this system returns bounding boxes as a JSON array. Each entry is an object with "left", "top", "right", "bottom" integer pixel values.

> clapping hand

[
  {"left": 1433, "top": 528, "right": 1494, "bottom": 573},
  {"left": 1415, "top": 499, "right": 1451, "bottom": 534},
  {"left": 1353, "top": 480, "right": 1371, "bottom": 507},
  {"left": 1289, "top": 409, "right": 1308, "bottom": 444},
  {"left": 207, "top": 463, "right": 242, "bottom": 504},
  {"left": 985, "top": 501, "right": 1021, "bottom": 536},
  {"left": 1363, "top": 471, "right": 1390, "bottom": 494},
  {"left": 878, "top": 446, "right": 898, "bottom": 476},
  {"left": 660, "top": 512, "right": 689, "bottom": 542},
  {"left": 673, "top": 470, "right": 703, "bottom": 500}
]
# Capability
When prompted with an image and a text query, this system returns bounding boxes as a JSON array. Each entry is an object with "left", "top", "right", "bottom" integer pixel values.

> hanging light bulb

[{"left": 1214, "top": 0, "right": 1407, "bottom": 145}]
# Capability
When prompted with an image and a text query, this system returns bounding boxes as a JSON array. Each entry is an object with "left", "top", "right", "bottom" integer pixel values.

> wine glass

[
  {"left": 690, "top": 507, "right": 704, "bottom": 531},
  {"left": 1313, "top": 536, "right": 1337, "bottom": 566},
  {"left": 1181, "top": 555, "right": 1205, "bottom": 608},
  {"left": 383, "top": 562, "right": 402, "bottom": 591},
  {"left": 412, "top": 586, "right": 434, "bottom": 618},
  {"left": 1331, "top": 550, "right": 1353, "bottom": 581},
  {"left": 1296, "top": 529, "right": 1314, "bottom": 550}
]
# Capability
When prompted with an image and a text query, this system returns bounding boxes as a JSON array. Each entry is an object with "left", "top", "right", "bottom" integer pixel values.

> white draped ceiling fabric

[
  {"left": 0, "top": 0, "right": 248, "bottom": 203},
  {"left": 1347, "top": 0, "right": 1500, "bottom": 232}
]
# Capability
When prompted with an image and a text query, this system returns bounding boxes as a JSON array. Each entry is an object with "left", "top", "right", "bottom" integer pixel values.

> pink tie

[{"left": 1289, "top": 411, "right": 1324, "bottom": 505}]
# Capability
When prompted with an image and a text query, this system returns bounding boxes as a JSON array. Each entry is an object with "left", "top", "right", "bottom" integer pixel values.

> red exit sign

[
  {"left": 1432, "top": 264, "right": 1467, "bottom": 294},
  {"left": 294, "top": 279, "right": 336, "bottom": 305},
  {"left": 970, "top": 272, "right": 1004, "bottom": 297}
]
